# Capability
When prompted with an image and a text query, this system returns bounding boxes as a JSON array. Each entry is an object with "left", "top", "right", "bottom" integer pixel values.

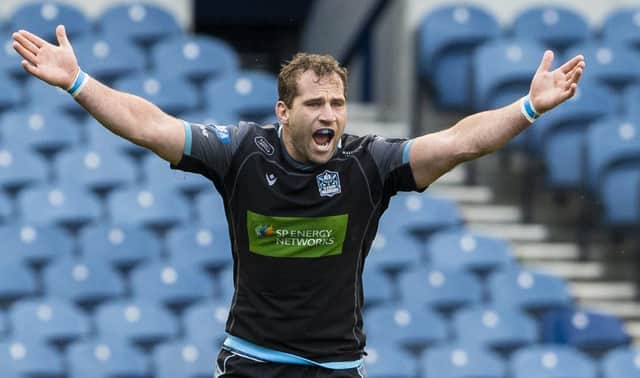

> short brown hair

[{"left": 278, "top": 53, "right": 348, "bottom": 108}]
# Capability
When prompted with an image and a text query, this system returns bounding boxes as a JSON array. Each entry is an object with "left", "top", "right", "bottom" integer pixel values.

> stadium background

[{"left": 0, "top": 0, "right": 639, "bottom": 377}]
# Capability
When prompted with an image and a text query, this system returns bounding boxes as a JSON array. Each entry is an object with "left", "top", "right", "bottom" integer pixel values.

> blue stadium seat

[
  {"left": 0, "top": 146, "right": 49, "bottom": 191},
  {"left": 416, "top": 4, "right": 501, "bottom": 110},
  {"left": 142, "top": 153, "right": 210, "bottom": 194},
  {"left": 623, "top": 83, "right": 640, "bottom": 118},
  {"left": 366, "top": 231, "right": 423, "bottom": 273},
  {"left": 0, "top": 191, "right": 11, "bottom": 222},
  {"left": 541, "top": 308, "right": 631, "bottom": 351},
  {"left": 54, "top": 147, "right": 137, "bottom": 193},
  {"left": 194, "top": 191, "right": 228, "bottom": 228},
  {"left": 9, "top": 1, "right": 91, "bottom": 43},
  {"left": 43, "top": 256, "right": 126, "bottom": 307},
  {"left": 0, "top": 223, "right": 73, "bottom": 266},
  {"left": 0, "top": 261, "right": 37, "bottom": 303},
  {"left": 73, "top": 34, "right": 146, "bottom": 83},
  {"left": 217, "top": 267, "right": 235, "bottom": 303},
  {"left": 0, "top": 107, "right": 81, "bottom": 154},
  {"left": 565, "top": 42, "right": 640, "bottom": 90},
  {"left": 151, "top": 34, "right": 239, "bottom": 82},
  {"left": 182, "top": 299, "right": 229, "bottom": 345},
  {"left": 585, "top": 118, "right": 640, "bottom": 226},
  {"left": 153, "top": 339, "right": 217, "bottom": 378},
  {"left": 107, "top": 186, "right": 190, "bottom": 229},
  {"left": 0, "top": 31, "right": 26, "bottom": 79},
  {"left": 488, "top": 266, "right": 572, "bottom": 313},
  {"left": 9, "top": 298, "right": 90, "bottom": 345},
  {"left": 426, "top": 229, "right": 514, "bottom": 274},
  {"left": 113, "top": 73, "right": 199, "bottom": 116},
  {"left": 422, "top": 344, "right": 506, "bottom": 378},
  {"left": 84, "top": 117, "right": 149, "bottom": 156},
  {"left": 203, "top": 70, "right": 278, "bottom": 121},
  {"left": 78, "top": 222, "right": 161, "bottom": 269},
  {"left": 601, "top": 346, "right": 640, "bottom": 378},
  {"left": 363, "top": 343, "right": 416, "bottom": 378},
  {"left": 130, "top": 259, "right": 214, "bottom": 309},
  {"left": 473, "top": 39, "right": 547, "bottom": 111},
  {"left": 380, "top": 192, "right": 463, "bottom": 238},
  {"left": 98, "top": 3, "right": 182, "bottom": 46},
  {"left": 165, "top": 223, "right": 232, "bottom": 271},
  {"left": 399, "top": 266, "right": 482, "bottom": 313},
  {"left": 601, "top": 8, "right": 640, "bottom": 48},
  {"left": 17, "top": 184, "right": 102, "bottom": 228},
  {"left": 66, "top": 338, "right": 150, "bottom": 378},
  {"left": 0, "top": 74, "right": 22, "bottom": 112},
  {"left": 25, "top": 76, "right": 81, "bottom": 115},
  {"left": 364, "top": 303, "right": 447, "bottom": 350},
  {"left": 510, "top": 344, "right": 597, "bottom": 378},
  {"left": 511, "top": 6, "right": 590, "bottom": 51},
  {"left": 362, "top": 266, "right": 393, "bottom": 309},
  {"left": 0, "top": 309, "right": 6, "bottom": 334},
  {"left": 452, "top": 305, "right": 538, "bottom": 353},
  {"left": 95, "top": 299, "right": 179, "bottom": 347},
  {"left": 0, "top": 339, "right": 64, "bottom": 377}
]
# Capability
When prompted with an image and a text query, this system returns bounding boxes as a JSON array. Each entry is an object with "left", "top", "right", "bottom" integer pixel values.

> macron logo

[{"left": 265, "top": 173, "right": 277, "bottom": 186}]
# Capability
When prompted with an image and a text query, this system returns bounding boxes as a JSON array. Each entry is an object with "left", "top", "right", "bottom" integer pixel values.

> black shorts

[{"left": 215, "top": 348, "right": 367, "bottom": 378}]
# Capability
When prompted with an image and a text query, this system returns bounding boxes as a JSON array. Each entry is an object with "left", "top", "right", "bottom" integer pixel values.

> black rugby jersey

[{"left": 172, "top": 121, "right": 421, "bottom": 362}]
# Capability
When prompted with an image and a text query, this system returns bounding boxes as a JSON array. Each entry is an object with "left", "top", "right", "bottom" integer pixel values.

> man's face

[{"left": 277, "top": 70, "right": 346, "bottom": 165}]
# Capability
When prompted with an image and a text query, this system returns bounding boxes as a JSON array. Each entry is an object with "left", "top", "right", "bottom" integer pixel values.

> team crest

[{"left": 316, "top": 170, "right": 341, "bottom": 197}]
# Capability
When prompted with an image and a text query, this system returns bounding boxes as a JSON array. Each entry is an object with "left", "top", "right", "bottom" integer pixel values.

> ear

[{"left": 275, "top": 100, "right": 289, "bottom": 125}]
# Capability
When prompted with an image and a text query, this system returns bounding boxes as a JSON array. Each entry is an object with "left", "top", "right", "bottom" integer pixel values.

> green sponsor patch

[{"left": 247, "top": 210, "right": 348, "bottom": 258}]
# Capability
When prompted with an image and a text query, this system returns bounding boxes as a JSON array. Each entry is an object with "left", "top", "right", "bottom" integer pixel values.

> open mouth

[{"left": 312, "top": 129, "right": 335, "bottom": 147}]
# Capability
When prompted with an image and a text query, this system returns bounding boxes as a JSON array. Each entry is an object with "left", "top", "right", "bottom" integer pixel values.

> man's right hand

[{"left": 12, "top": 24, "right": 79, "bottom": 90}]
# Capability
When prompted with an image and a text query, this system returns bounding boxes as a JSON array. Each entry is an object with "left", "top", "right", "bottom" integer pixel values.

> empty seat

[
  {"left": 422, "top": 344, "right": 506, "bottom": 378},
  {"left": 510, "top": 344, "right": 597, "bottom": 378},
  {"left": 9, "top": 1, "right": 91, "bottom": 43},
  {"left": 43, "top": 255, "right": 126, "bottom": 307},
  {"left": 66, "top": 338, "right": 150, "bottom": 378},
  {"left": 204, "top": 70, "right": 278, "bottom": 121},
  {"left": 18, "top": 184, "right": 102, "bottom": 228},
  {"left": 416, "top": 4, "right": 501, "bottom": 110},
  {"left": 0, "top": 223, "right": 73, "bottom": 266},
  {"left": 98, "top": 3, "right": 182, "bottom": 46},
  {"left": 0, "top": 146, "right": 49, "bottom": 191},
  {"left": 73, "top": 34, "right": 146, "bottom": 83},
  {"left": 511, "top": 6, "right": 590, "bottom": 51},
  {"left": 9, "top": 298, "right": 90, "bottom": 345},
  {"left": 94, "top": 299, "right": 179, "bottom": 346},
  {"left": 399, "top": 266, "right": 482, "bottom": 313},
  {"left": 107, "top": 185, "right": 190, "bottom": 229},
  {"left": 151, "top": 34, "right": 239, "bottom": 82},
  {"left": 362, "top": 266, "right": 393, "bottom": 309},
  {"left": 0, "top": 31, "right": 27, "bottom": 79},
  {"left": 426, "top": 229, "right": 513, "bottom": 274},
  {"left": 165, "top": 223, "right": 232, "bottom": 271},
  {"left": 0, "top": 261, "right": 38, "bottom": 304},
  {"left": 142, "top": 153, "right": 211, "bottom": 194},
  {"left": 54, "top": 147, "right": 137, "bottom": 193},
  {"left": 0, "top": 74, "right": 22, "bottom": 112},
  {"left": 0, "top": 339, "right": 64, "bottom": 377},
  {"left": 85, "top": 117, "right": 149, "bottom": 156},
  {"left": 78, "top": 222, "right": 161, "bottom": 269},
  {"left": 601, "top": 346, "right": 640, "bottom": 378},
  {"left": 601, "top": 8, "right": 640, "bottom": 48},
  {"left": 363, "top": 342, "right": 416, "bottom": 378},
  {"left": 113, "top": 73, "right": 199, "bottom": 116},
  {"left": 194, "top": 191, "right": 228, "bottom": 228},
  {"left": 25, "top": 76, "right": 83, "bottom": 115},
  {"left": 130, "top": 259, "right": 214, "bottom": 308},
  {"left": 0, "top": 107, "right": 81, "bottom": 154},
  {"left": 182, "top": 298, "right": 229, "bottom": 345},
  {"left": 153, "top": 339, "right": 217, "bottom": 378},
  {"left": 0, "top": 190, "right": 11, "bottom": 222},
  {"left": 488, "top": 266, "right": 572, "bottom": 313},
  {"left": 452, "top": 305, "right": 538, "bottom": 352},
  {"left": 541, "top": 308, "right": 631, "bottom": 351},
  {"left": 565, "top": 42, "right": 640, "bottom": 90},
  {"left": 366, "top": 231, "right": 423, "bottom": 273}
]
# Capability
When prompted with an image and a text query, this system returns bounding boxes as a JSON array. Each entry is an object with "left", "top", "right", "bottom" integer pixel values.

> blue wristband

[
  {"left": 521, "top": 94, "right": 541, "bottom": 123},
  {"left": 67, "top": 68, "right": 88, "bottom": 97}
]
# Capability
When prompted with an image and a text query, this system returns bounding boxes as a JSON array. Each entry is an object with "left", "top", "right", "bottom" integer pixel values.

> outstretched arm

[
  {"left": 409, "top": 50, "right": 585, "bottom": 189},
  {"left": 12, "top": 25, "right": 184, "bottom": 165}
]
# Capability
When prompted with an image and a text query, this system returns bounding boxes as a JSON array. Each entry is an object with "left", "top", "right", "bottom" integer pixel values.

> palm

[{"left": 529, "top": 51, "right": 585, "bottom": 114}]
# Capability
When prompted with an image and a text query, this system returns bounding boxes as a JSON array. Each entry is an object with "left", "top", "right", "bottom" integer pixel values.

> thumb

[
  {"left": 536, "top": 50, "right": 554, "bottom": 74},
  {"left": 56, "top": 24, "right": 70, "bottom": 47}
]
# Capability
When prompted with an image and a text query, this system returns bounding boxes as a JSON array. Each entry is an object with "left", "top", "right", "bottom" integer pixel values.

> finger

[
  {"left": 12, "top": 41, "right": 38, "bottom": 63},
  {"left": 12, "top": 32, "right": 40, "bottom": 56},
  {"left": 56, "top": 25, "right": 70, "bottom": 48},
  {"left": 536, "top": 50, "right": 554, "bottom": 73},
  {"left": 568, "top": 66, "right": 583, "bottom": 84},
  {"left": 559, "top": 54, "right": 584, "bottom": 74},
  {"left": 21, "top": 60, "right": 40, "bottom": 77},
  {"left": 19, "top": 29, "right": 47, "bottom": 48},
  {"left": 564, "top": 82, "right": 578, "bottom": 100}
]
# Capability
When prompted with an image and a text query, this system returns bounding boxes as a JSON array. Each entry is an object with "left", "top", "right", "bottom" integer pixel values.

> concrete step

[
  {"left": 578, "top": 301, "right": 640, "bottom": 321},
  {"left": 570, "top": 282, "right": 637, "bottom": 301},
  {"left": 513, "top": 242, "right": 580, "bottom": 261},
  {"left": 626, "top": 321, "right": 640, "bottom": 345},
  {"left": 459, "top": 204, "right": 521, "bottom": 223},
  {"left": 524, "top": 261, "right": 605, "bottom": 280},
  {"left": 433, "top": 165, "right": 466, "bottom": 185},
  {"left": 467, "top": 223, "right": 549, "bottom": 243},
  {"left": 430, "top": 186, "right": 494, "bottom": 204}
]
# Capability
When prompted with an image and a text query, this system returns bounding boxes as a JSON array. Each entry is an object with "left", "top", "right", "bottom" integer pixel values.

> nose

[{"left": 318, "top": 103, "right": 336, "bottom": 124}]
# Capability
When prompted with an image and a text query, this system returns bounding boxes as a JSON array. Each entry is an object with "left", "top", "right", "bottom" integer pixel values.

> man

[{"left": 13, "top": 25, "right": 584, "bottom": 377}]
